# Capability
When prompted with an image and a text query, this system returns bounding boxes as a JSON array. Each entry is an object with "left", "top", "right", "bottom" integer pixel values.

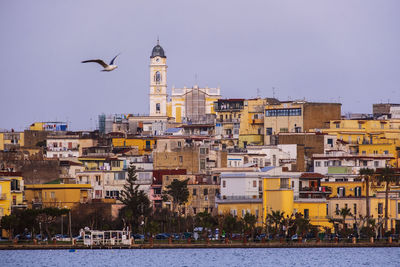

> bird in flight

[{"left": 81, "top": 54, "right": 120, "bottom": 71}]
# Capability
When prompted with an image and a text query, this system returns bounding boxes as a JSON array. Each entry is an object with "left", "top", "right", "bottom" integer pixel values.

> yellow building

[
  {"left": 78, "top": 156, "right": 124, "bottom": 171},
  {"left": 0, "top": 131, "right": 24, "bottom": 151},
  {"left": 263, "top": 176, "right": 331, "bottom": 228},
  {"left": 321, "top": 181, "right": 365, "bottom": 198},
  {"left": 25, "top": 183, "right": 91, "bottom": 209},
  {"left": 358, "top": 142, "right": 400, "bottom": 167},
  {"left": 322, "top": 119, "right": 400, "bottom": 157},
  {"left": 264, "top": 101, "right": 341, "bottom": 145},
  {"left": 112, "top": 137, "right": 155, "bottom": 155},
  {"left": 2, "top": 173, "right": 26, "bottom": 210},
  {"left": 0, "top": 178, "right": 11, "bottom": 217},
  {"left": 239, "top": 98, "right": 268, "bottom": 148},
  {"left": 217, "top": 201, "right": 263, "bottom": 226}
]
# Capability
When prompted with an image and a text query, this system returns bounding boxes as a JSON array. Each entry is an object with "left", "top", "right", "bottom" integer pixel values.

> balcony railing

[
  {"left": 299, "top": 186, "right": 332, "bottom": 193},
  {"left": 216, "top": 118, "right": 240, "bottom": 123}
]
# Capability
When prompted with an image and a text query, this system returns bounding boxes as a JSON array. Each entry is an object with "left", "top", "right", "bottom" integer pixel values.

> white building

[{"left": 313, "top": 150, "right": 392, "bottom": 175}]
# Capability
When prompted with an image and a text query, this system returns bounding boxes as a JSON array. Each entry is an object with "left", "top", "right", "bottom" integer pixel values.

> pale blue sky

[{"left": 0, "top": 0, "right": 399, "bottom": 130}]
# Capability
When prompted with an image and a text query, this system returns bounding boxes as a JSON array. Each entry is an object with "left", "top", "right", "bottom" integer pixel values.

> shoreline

[{"left": 1, "top": 242, "right": 400, "bottom": 250}]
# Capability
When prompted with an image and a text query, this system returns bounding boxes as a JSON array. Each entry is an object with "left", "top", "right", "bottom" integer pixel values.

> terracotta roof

[{"left": 300, "top": 172, "right": 325, "bottom": 179}]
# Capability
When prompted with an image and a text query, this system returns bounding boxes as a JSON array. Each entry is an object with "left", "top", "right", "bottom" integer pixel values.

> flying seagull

[{"left": 81, "top": 54, "right": 120, "bottom": 71}]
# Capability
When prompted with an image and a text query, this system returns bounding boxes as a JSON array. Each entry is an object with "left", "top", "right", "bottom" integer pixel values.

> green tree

[
  {"left": 119, "top": 164, "right": 151, "bottom": 232},
  {"left": 294, "top": 213, "right": 311, "bottom": 237},
  {"left": 195, "top": 211, "right": 217, "bottom": 235},
  {"left": 242, "top": 213, "right": 257, "bottom": 240},
  {"left": 359, "top": 167, "right": 374, "bottom": 225},
  {"left": 36, "top": 207, "right": 69, "bottom": 239},
  {"left": 163, "top": 178, "right": 189, "bottom": 215},
  {"left": 268, "top": 210, "right": 284, "bottom": 236},
  {"left": 0, "top": 214, "right": 18, "bottom": 239},
  {"left": 376, "top": 166, "right": 398, "bottom": 231}
]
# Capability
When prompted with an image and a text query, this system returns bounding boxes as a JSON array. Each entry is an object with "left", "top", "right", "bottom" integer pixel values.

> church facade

[{"left": 149, "top": 42, "right": 221, "bottom": 123}]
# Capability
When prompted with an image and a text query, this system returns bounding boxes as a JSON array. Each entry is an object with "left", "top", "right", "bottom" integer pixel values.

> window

[
  {"left": 156, "top": 103, "right": 160, "bottom": 112},
  {"left": 154, "top": 71, "right": 161, "bottom": 83},
  {"left": 51, "top": 192, "right": 55, "bottom": 199},
  {"left": 398, "top": 202, "right": 400, "bottom": 214},
  {"left": 327, "top": 138, "right": 333, "bottom": 147},
  {"left": 326, "top": 204, "right": 329, "bottom": 216},
  {"left": 315, "top": 161, "right": 321, "bottom": 167},
  {"left": 222, "top": 180, "right": 226, "bottom": 188},
  {"left": 384, "top": 150, "right": 389, "bottom": 155},
  {"left": 255, "top": 209, "right": 259, "bottom": 218},
  {"left": 336, "top": 204, "right": 339, "bottom": 215},
  {"left": 337, "top": 187, "right": 345, "bottom": 197},
  {"left": 324, "top": 161, "right": 328, "bottom": 167},
  {"left": 345, "top": 203, "right": 348, "bottom": 209},
  {"left": 265, "top": 108, "right": 301, "bottom": 117},
  {"left": 193, "top": 208, "right": 197, "bottom": 214},
  {"left": 280, "top": 178, "right": 289, "bottom": 189},
  {"left": 200, "top": 159, "right": 206, "bottom": 170},
  {"left": 179, "top": 156, "right": 183, "bottom": 163},
  {"left": 203, "top": 189, "right": 208, "bottom": 195},
  {"left": 253, "top": 180, "right": 257, "bottom": 187},
  {"left": 279, "top": 128, "right": 288, "bottom": 133},
  {"left": 266, "top": 128, "right": 273, "bottom": 135},
  {"left": 378, "top": 203, "right": 383, "bottom": 215},
  {"left": 177, "top": 141, "right": 182, "bottom": 148},
  {"left": 358, "top": 123, "right": 362, "bottom": 129},
  {"left": 200, "top": 148, "right": 209, "bottom": 154},
  {"left": 355, "top": 187, "right": 362, "bottom": 197},
  {"left": 353, "top": 204, "right": 357, "bottom": 215},
  {"left": 193, "top": 189, "right": 197, "bottom": 196},
  {"left": 335, "top": 123, "right": 340, "bottom": 129},
  {"left": 374, "top": 161, "right": 379, "bottom": 167},
  {"left": 242, "top": 209, "right": 246, "bottom": 217},
  {"left": 304, "top": 209, "right": 309, "bottom": 219}
]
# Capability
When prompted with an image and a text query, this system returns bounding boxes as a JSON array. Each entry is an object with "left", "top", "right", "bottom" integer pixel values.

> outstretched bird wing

[
  {"left": 81, "top": 59, "right": 108, "bottom": 68},
  {"left": 109, "top": 53, "right": 120, "bottom": 65}
]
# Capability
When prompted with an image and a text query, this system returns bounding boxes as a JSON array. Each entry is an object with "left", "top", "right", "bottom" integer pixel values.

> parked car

[
  {"left": 155, "top": 233, "right": 169, "bottom": 240},
  {"left": 132, "top": 234, "right": 144, "bottom": 240}
]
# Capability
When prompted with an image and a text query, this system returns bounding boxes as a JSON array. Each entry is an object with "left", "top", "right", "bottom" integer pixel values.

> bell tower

[{"left": 149, "top": 40, "right": 167, "bottom": 116}]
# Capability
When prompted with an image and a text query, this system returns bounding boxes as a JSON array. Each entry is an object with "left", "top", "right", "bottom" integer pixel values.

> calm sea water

[{"left": 1, "top": 247, "right": 400, "bottom": 267}]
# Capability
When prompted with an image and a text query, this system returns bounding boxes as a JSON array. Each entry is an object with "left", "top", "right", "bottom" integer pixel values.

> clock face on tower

[
  {"left": 155, "top": 57, "right": 160, "bottom": 63},
  {"left": 156, "top": 88, "right": 160, "bottom": 93}
]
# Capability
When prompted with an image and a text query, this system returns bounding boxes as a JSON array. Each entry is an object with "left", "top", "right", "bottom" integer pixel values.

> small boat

[{"left": 69, "top": 249, "right": 76, "bottom": 253}]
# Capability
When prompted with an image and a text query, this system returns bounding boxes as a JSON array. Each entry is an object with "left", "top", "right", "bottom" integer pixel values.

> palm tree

[
  {"left": 339, "top": 207, "right": 352, "bottom": 230},
  {"left": 376, "top": 166, "right": 398, "bottom": 232},
  {"left": 359, "top": 168, "right": 374, "bottom": 225},
  {"left": 268, "top": 210, "right": 284, "bottom": 236}
]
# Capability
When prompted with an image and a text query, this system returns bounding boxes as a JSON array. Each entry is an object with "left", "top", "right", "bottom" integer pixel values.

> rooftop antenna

[
  {"left": 157, "top": 36, "right": 159, "bottom": 45},
  {"left": 272, "top": 87, "right": 276, "bottom": 99}
]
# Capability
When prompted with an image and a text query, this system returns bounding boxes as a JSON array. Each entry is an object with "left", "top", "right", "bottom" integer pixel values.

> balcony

[
  {"left": 299, "top": 186, "right": 332, "bottom": 194},
  {"left": 251, "top": 119, "right": 264, "bottom": 124},
  {"left": 47, "top": 147, "right": 79, "bottom": 152}
]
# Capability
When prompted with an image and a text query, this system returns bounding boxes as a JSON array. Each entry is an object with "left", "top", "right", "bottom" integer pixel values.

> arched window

[{"left": 154, "top": 71, "right": 161, "bottom": 83}]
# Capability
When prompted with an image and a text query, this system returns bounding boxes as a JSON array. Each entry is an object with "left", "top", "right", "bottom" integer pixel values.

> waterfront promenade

[{"left": 1, "top": 240, "right": 400, "bottom": 250}]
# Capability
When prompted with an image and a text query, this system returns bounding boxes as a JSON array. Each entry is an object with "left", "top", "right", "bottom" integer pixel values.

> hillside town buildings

[{"left": 2, "top": 41, "right": 400, "bottom": 237}]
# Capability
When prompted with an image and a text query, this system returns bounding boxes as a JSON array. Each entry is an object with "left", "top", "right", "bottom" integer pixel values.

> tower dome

[{"left": 150, "top": 40, "right": 166, "bottom": 58}]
